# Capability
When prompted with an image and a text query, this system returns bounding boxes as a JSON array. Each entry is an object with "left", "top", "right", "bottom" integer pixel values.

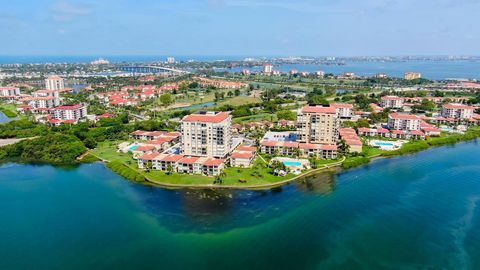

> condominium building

[
  {"left": 404, "top": 72, "right": 422, "bottom": 80},
  {"left": 29, "top": 90, "right": 60, "bottom": 109},
  {"left": 380, "top": 95, "right": 404, "bottom": 109},
  {"left": 45, "top": 75, "right": 65, "bottom": 91},
  {"left": 296, "top": 105, "right": 340, "bottom": 145},
  {"left": 263, "top": 64, "right": 273, "bottom": 73},
  {"left": 388, "top": 113, "right": 421, "bottom": 131},
  {"left": 441, "top": 103, "right": 475, "bottom": 119},
  {"left": 331, "top": 103, "right": 354, "bottom": 119},
  {"left": 51, "top": 104, "right": 87, "bottom": 123},
  {"left": 181, "top": 111, "right": 232, "bottom": 158},
  {"left": 0, "top": 87, "right": 21, "bottom": 100}
]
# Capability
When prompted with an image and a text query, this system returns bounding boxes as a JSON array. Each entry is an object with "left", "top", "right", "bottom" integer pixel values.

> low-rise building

[{"left": 404, "top": 72, "right": 422, "bottom": 80}]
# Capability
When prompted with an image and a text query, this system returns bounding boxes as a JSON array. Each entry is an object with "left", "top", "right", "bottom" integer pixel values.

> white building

[
  {"left": 381, "top": 95, "right": 404, "bottom": 109},
  {"left": 51, "top": 104, "right": 87, "bottom": 123},
  {"left": 263, "top": 64, "right": 273, "bottom": 73},
  {"left": 388, "top": 113, "right": 421, "bottom": 131},
  {"left": 0, "top": 87, "right": 21, "bottom": 99},
  {"left": 441, "top": 103, "right": 475, "bottom": 120},
  {"left": 331, "top": 103, "right": 354, "bottom": 119},
  {"left": 181, "top": 111, "right": 232, "bottom": 158},
  {"left": 29, "top": 90, "right": 60, "bottom": 110},
  {"left": 45, "top": 75, "right": 65, "bottom": 91},
  {"left": 296, "top": 105, "right": 340, "bottom": 145},
  {"left": 166, "top": 57, "right": 175, "bottom": 64}
]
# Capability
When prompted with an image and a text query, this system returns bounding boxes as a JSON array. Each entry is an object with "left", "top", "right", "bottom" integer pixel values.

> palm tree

[{"left": 166, "top": 164, "right": 173, "bottom": 175}]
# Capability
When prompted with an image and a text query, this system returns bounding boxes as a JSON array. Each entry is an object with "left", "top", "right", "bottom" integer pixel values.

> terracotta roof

[
  {"left": 389, "top": 113, "right": 420, "bottom": 120},
  {"left": 139, "top": 152, "right": 161, "bottom": 161},
  {"left": 182, "top": 111, "right": 230, "bottom": 123},
  {"left": 203, "top": 158, "right": 225, "bottom": 167},
  {"left": 134, "top": 145, "right": 155, "bottom": 152},
  {"left": 178, "top": 156, "right": 200, "bottom": 164},
  {"left": 381, "top": 95, "right": 403, "bottom": 101},
  {"left": 443, "top": 103, "right": 474, "bottom": 110},
  {"left": 55, "top": 104, "right": 83, "bottom": 110},
  {"left": 231, "top": 151, "right": 254, "bottom": 159},
  {"left": 320, "top": 145, "right": 338, "bottom": 151},
  {"left": 301, "top": 106, "right": 337, "bottom": 114},
  {"left": 331, "top": 103, "right": 354, "bottom": 109},
  {"left": 237, "top": 146, "right": 256, "bottom": 152},
  {"left": 160, "top": 154, "right": 184, "bottom": 162}
]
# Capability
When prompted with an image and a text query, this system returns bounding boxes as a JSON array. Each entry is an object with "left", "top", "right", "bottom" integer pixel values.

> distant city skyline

[{"left": 1, "top": 0, "right": 480, "bottom": 56}]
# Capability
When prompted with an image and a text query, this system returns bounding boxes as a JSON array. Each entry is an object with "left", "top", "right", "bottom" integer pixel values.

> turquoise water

[
  {"left": 1, "top": 141, "right": 480, "bottom": 269},
  {"left": 283, "top": 161, "right": 302, "bottom": 167},
  {"left": 128, "top": 145, "right": 139, "bottom": 151},
  {"left": 373, "top": 141, "right": 395, "bottom": 147}
]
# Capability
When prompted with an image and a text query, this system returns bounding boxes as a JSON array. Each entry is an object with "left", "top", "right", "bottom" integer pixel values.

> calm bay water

[
  {"left": 1, "top": 141, "right": 480, "bottom": 269},
  {"left": 1, "top": 55, "right": 480, "bottom": 80}
]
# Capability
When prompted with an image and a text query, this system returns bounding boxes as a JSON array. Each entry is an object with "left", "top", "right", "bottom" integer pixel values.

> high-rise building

[
  {"left": 263, "top": 64, "right": 273, "bottom": 73},
  {"left": 166, "top": 57, "right": 175, "bottom": 64},
  {"left": 296, "top": 105, "right": 340, "bottom": 145},
  {"left": 45, "top": 75, "right": 65, "bottom": 91},
  {"left": 181, "top": 111, "right": 232, "bottom": 158},
  {"left": 0, "top": 87, "right": 21, "bottom": 99}
]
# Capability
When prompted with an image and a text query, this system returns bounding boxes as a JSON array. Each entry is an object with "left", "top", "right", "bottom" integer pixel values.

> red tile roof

[
  {"left": 301, "top": 106, "right": 337, "bottom": 114},
  {"left": 182, "top": 112, "right": 230, "bottom": 123},
  {"left": 389, "top": 113, "right": 420, "bottom": 120},
  {"left": 203, "top": 158, "right": 225, "bottom": 167},
  {"left": 139, "top": 152, "right": 161, "bottom": 161},
  {"left": 178, "top": 156, "right": 200, "bottom": 164}
]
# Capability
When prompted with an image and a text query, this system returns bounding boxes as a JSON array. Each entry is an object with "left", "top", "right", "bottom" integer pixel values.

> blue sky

[{"left": 1, "top": 0, "right": 479, "bottom": 56}]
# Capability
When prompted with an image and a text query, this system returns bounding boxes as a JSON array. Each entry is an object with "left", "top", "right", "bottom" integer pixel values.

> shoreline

[{"left": 95, "top": 135, "right": 480, "bottom": 190}]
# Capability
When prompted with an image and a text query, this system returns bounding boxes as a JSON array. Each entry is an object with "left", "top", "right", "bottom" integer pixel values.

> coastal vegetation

[
  {"left": 0, "top": 104, "right": 17, "bottom": 118},
  {"left": 106, "top": 161, "right": 145, "bottom": 183},
  {"left": 0, "top": 134, "right": 86, "bottom": 165}
]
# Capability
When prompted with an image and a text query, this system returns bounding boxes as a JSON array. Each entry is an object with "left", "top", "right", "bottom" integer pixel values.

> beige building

[
  {"left": 404, "top": 72, "right": 422, "bottom": 80},
  {"left": 296, "top": 106, "right": 340, "bottom": 145},
  {"left": 181, "top": 111, "right": 232, "bottom": 158},
  {"left": 45, "top": 75, "right": 65, "bottom": 91},
  {"left": 441, "top": 103, "right": 474, "bottom": 119}
]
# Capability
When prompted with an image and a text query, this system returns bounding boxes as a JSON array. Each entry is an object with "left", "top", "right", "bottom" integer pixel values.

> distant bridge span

[{"left": 119, "top": 65, "right": 190, "bottom": 75}]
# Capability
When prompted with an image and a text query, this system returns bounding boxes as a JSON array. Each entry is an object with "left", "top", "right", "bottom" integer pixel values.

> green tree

[{"left": 160, "top": 93, "right": 173, "bottom": 107}]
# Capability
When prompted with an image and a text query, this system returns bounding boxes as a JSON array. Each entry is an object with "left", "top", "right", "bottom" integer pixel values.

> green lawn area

[
  {"left": 91, "top": 141, "right": 134, "bottom": 164},
  {"left": 91, "top": 140, "right": 341, "bottom": 187},
  {"left": 217, "top": 96, "right": 261, "bottom": 107},
  {"left": 0, "top": 104, "right": 18, "bottom": 118},
  {"left": 362, "top": 145, "right": 385, "bottom": 157},
  {"left": 233, "top": 113, "right": 276, "bottom": 123}
]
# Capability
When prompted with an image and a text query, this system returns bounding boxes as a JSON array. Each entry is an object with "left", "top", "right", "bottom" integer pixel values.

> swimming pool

[
  {"left": 373, "top": 141, "right": 394, "bottom": 147},
  {"left": 283, "top": 161, "right": 302, "bottom": 167},
  {"left": 128, "top": 145, "right": 139, "bottom": 151}
]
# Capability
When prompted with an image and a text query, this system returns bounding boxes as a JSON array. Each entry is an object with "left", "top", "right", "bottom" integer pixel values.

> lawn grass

[
  {"left": 217, "top": 96, "right": 261, "bottom": 107},
  {"left": 0, "top": 104, "right": 18, "bottom": 118},
  {"left": 91, "top": 141, "right": 133, "bottom": 164}
]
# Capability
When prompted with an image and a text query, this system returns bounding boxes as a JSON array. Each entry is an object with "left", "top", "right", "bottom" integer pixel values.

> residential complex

[
  {"left": 48, "top": 104, "right": 87, "bottom": 125},
  {"left": 388, "top": 113, "right": 421, "bottom": 131},
  {"left": 0, "top": 87, "right": 21, "bottom": 99},
  {"left": 441, "top": 103, "right": 475, "bottom": 119},
  {"left": 380, "top": 96, "right": 404, "bottom": 109},
  {"left": 296, "top": 105, "right": 340, "bottom": 145},
  {"left": 45, "top": 75, "right": 65, "bottom": 91},
  {"left": 181, "top": 111, "right": 232, "bottom": 158}
]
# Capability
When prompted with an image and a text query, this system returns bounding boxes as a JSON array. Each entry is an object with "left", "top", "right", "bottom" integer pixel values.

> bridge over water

[{"left": 118, "top": 65, "right": 190, "bottom": 75}]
